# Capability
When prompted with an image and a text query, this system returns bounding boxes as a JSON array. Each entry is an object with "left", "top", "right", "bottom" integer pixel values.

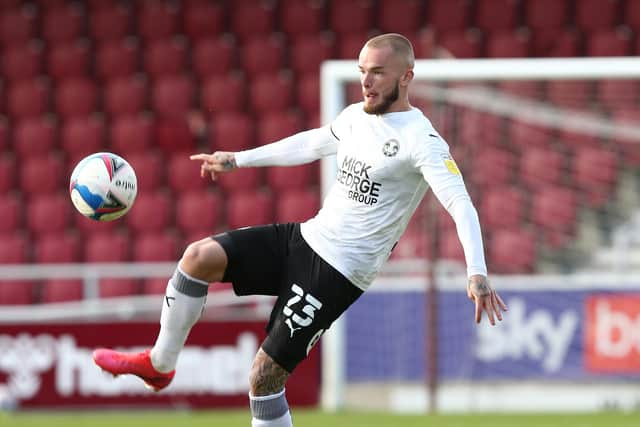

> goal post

[{"left": 319, "top": 57, "right": 640, "bottom": 412}]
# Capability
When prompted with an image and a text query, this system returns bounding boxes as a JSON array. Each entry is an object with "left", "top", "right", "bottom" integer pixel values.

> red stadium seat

[
  {"left": 290, "top": 33, "right": 335, "bottom": 74},
  {"left": 275, "top": 189, "right": 320, "bottom": 223},
  {"left": 55, "top": 78, "right": 98, "bottom": 118},
  {"left": 508, "top": 120, "right": 554, "bottom": 149},
  {"left": 250, "top": 72, "right": 295, "bottom": 114},
  {"left": 426, "top": 0, "right": 471, "bottom": 33},
  {"left": 556, "top": 129, "right": 601, "bottom": 150},
  {"left": 126, "top": 191, "right": 173, "bottom": 234},
  {"left": 167, "top": 152, "right": 207, "bottom": 193},
  {"left": 475, "top": 0, "right": 519, "bottom": 33},
  {"left": 480, "top": 185, "right": 526, "bottom": 232},
  {"left": 137, "top": 3, "right": 180, "bottom": 42},
  {"left": 378, "top": 0, "right": 423, "bottom": 33},
  {"left": 280, "top": 0, "right": 325, "bottom": 37},
  {"left": 329, "top": 0, "right": 374, "bottom": 34},
  {"left": 109, "top": 114, "right": 154, "bottom": 155},
  {"left": 7, "top": 79, "right": 51, "bottom": 119},
  {"left": 389, "top": 222, "right": 431, "bottom": 260},
  {"left": 151, "top": 75, "right": 195, "bottom": 118},
  {"left": 216, "top": 167, "right": 263, "bottom": 193},
  {"left": 73, "top": 213, "right": 120, "bottom": 237},
  {"left": 257, "top": 111, "right": 305, "bottom": 146},
  {"left": 572, "top": 146, "right": 618, "bottom": 207},
  {"left": 337, "top": 31, "right": 377, "bottom": 59},
  {"left": 41, "top": 279, "right": 84, "bottom": 303},
  {"left": 457, "top": 109, "right": 504, "bottom": 148},
  {"left": 0, "top": 233, "right": 30, "bottom": 263},
  {"left": 597, "top": 79, "right": 639, "bottom": 110},
  {"left": 486, "top": 31, "right": 531, "bottom": 57},
  {"left": 20, "top": 155, "right": 65, "bottom": 195},
  {"left": 232, "top": 0, "right": 275, "bottom": 41},
  {"left": 144, "top": 37, "right": 188, "bottom": 78},
  {"left": 96, "top": 38, "right": 140, "bottom": 80},
  {"left": 191, "top": 36, "right": 236, "bottom": 80},
  {"left": 438, "top": 228, "right": 465, "bottom": 263},
  {"left": 471, "top": 147, "right": 515, "bottom": 190},
  {"left": 575, "top": 0, "right": 620, "bottom": 32},
  {"left": 47, "top": 40, "right": 91, "bottom": 80},
  {"left": 611, "top": 109, "right": 640, "bottom": 167},
  {"left": 297, "top": 72, "right": 320, "bottom": 116},
  {"left": 241, "top": 35, "right": 285, "bottom": 77},
  {"left": 226, "top": 190, "right": 275, "bottom": 229},
  {"left": 266, "top": 163, "right": 318, "bottom": 192},
  {"left": 201, "top": 73, "right": 246, "bottom": 113},
  {"left": 490, "top": 228, "right": 537, "bottom": 273},
  {"left": 586, "top": 29, "right": 632, "bottom": 56},
  {"left": 0, "top": 7, "right": 37, "bottom": 46},
  {"left": 27, "top": 193, "right": 72, "bottom": 236},
  {"left": 439, "top": 30, "right": 483, "bottom": 58},
  {"left": 183, "top": 1, "right": 224, "bottom": 41},
  {"left": 525, "top": 0, "right": 569, "bottom": 30},
  {"left": 175, "top": 190, "right": 224, "bottom": 234},
  {"left": 0, "top": 153, "right": 17, "bottom": 193},
  {"left": 13, "top": 117, "right": 58, "bottom": 159},
  {"left": 155, "top": 118, "right": 196, "bottom": 153},
  {"left": 519, "top": 146, "right": 565, "bottom": 189},
  {"left": 42, "top": 4, "right": 85, "bottom": 44},
  {"left": 0, "top": 121, "right": 6, "bottom": 153},
  {"left": 89, "top": 3, "right": 133, "bottom": 42},
  {"left": 85, "top": 231, "right": 131, "bottom": 262},
  {"left": 34, "top": 232, "right": 82, "bottom": 263},
  {"left": 104, "top": 75, "right": 148, "bottom": 117},
  {"left": 531, "top": 185, "right": 577, "bottom": 247},
  {"left": 99, "top": 278, "right": 139, "bottom": 298},
  {"left": 625, "top": 0, "right": 640, "bottom": 29},
  {"left": 133, "top": 232, "right": 180, "bottom": 261},
  {"left": 0, "top": 280, "right": 36, "bottom": 305},
  {"left": 1, "top": 42, "right": 43, "bottom": 82},
  {"left": 0, "top": 194, "right": 23, "bottom": 233},
  {"left": 209, "top": 112, "right": 255, "bottom": 152},
  {"left": 546, "top": 80, "right": 592, "bottom": 109},
  {"left": 141, "top": 277, "right": 168, "bottom": 295},
  {"left": 497, "top": 81, "right": 541, "bottom": 100},
  {"left": 125, "top": 151, "right": 166, "bottom": 192},
  {"left": 533, "top": 29, "right": 582, "bottom": 57}
]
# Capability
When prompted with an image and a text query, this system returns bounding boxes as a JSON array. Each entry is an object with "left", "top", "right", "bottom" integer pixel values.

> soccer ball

[{"left": 69, "top": 152, "right": 137, "bottom": 221}]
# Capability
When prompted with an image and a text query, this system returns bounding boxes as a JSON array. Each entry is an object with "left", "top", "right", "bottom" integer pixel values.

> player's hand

[
  {"left": 466, "top": 275, "right": 508, "bottom": 325},
  {"left": 190, "top": 152, "right": 237, "bottom": 181}
]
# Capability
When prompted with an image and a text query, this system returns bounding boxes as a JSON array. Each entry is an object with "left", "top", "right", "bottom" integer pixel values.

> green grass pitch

[{"left": 2, "top": 410, "right": 639, "bottom": 427}]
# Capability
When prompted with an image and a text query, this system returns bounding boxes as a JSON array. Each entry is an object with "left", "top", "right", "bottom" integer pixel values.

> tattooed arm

[
  {"left": 467, "top": 274, "right": 508, "bottom": 325},
  {"left": 189, "top": 151, "right": 237, "bottom": 181}
]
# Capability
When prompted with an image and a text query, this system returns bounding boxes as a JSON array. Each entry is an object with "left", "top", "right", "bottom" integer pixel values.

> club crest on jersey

[{"left": 382, "top": 139, "right": 400, "bottom": 157}]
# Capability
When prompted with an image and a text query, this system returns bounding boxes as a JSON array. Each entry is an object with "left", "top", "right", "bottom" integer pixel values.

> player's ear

[{"left": 400, "top": 69, "right": 414, "bottom": 86}]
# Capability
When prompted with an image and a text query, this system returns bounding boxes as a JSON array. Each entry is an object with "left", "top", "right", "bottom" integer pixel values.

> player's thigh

[{"left": 180, "top": 237, "right": 228, "bottom": 283}]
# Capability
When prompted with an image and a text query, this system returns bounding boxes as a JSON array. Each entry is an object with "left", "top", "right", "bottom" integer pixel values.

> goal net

[{"left": 320, "top": 57, "right": 640, "bottom": 413}]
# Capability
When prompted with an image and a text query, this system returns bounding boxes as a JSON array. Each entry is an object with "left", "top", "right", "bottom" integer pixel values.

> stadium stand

[{"left": 1, "top": 0, "right": 639, "bottom": 297}]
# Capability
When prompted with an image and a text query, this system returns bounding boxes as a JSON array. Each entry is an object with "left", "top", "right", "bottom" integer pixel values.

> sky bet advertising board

[{"left": 346, "top": 285, "right": 640, "bottom": 382}]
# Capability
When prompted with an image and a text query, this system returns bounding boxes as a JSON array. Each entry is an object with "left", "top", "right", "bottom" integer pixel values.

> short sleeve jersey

[{"left": 300, "top": 102, "right": 473, "bottom": 290}]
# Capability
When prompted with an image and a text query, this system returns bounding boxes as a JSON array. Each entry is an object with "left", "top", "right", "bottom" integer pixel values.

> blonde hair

[{"left": 365, "top": 33, "right": 415, "bottom": 68}]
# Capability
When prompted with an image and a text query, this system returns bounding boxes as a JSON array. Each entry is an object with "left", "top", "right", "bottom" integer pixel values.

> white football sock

[
  {"left": 250, "top": 389, "right": 293, "bottom": 427},
  {"left": 150, "top": 267, "right": 208, "bottom": 373}
]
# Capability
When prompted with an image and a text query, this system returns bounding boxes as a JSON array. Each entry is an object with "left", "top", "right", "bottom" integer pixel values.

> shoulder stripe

[{"left": 330, "top": 124, "right": 340, "bottom": 141}]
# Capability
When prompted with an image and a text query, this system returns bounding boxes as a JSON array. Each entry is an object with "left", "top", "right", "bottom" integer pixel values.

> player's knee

[{"left": 180, "top": 238, "right": 228, "bottom": 283}]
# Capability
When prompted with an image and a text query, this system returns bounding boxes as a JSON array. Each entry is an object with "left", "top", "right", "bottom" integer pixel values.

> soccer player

[{"left": 93, "top": 33, "right": 507, "bottom": 427}]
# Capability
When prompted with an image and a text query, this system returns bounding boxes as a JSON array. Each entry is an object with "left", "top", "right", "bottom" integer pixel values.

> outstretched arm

[{"left": 191, "top": 126, "right": 337, "bottom": 181}]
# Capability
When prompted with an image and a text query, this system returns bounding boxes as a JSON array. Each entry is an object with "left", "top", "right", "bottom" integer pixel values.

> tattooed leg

[{"left": 249, "top": 348, "right": 289, "bottom": 396}]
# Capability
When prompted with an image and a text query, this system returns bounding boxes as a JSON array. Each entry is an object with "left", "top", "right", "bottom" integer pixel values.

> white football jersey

[{"left": 299, "top": 103, "right": 486, "bottom": 290}]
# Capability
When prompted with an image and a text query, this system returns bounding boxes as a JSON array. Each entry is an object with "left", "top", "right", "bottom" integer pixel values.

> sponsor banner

[
  {"left": 0, "top": 322, "right": 319, "bottom": 409},
  {"left": 346, "top": 288, "right": 640, "bottom": 381},
  {"left": 585, "top": 294, "right": 640, "bottom": 373}
]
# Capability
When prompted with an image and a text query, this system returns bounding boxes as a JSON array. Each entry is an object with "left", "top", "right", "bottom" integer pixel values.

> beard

[{"left": 363, "top": 80, "right": 400, "bottom": 115}]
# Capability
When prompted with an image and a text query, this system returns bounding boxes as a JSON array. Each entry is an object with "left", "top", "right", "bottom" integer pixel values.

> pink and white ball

[{"left": 69, "top": 152, "right": 137, "bottom": 221}]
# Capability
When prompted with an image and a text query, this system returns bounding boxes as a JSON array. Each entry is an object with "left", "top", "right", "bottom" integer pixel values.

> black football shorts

[{"left": 212, "top": 223, "right": 363, "bottom": 372}]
